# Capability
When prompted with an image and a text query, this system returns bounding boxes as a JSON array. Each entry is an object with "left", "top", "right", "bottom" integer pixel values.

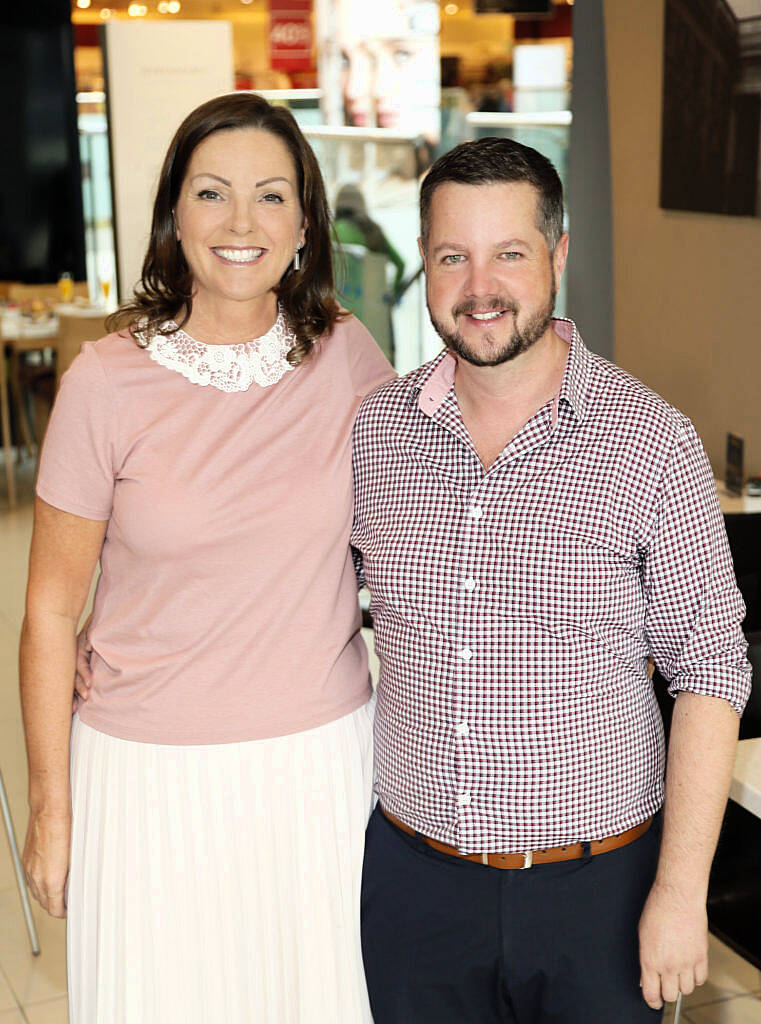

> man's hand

[
  {"left": 638, "top": 878, "right": 709, "bottom": 1009},
  {"left": 638, "top": 692, "right": 739, "bottom": 1009}
]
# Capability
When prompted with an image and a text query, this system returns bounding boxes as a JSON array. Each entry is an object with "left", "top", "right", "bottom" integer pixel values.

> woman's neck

[{"left": 181, "top": 292, "right": 279, "bottom": 346}]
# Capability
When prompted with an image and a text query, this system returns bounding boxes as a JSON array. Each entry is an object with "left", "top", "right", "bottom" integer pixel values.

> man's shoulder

[{"left": 585, "top": 348, "right": 689, "bottom": 440}]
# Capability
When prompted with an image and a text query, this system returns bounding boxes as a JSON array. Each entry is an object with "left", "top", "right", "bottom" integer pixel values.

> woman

[{"left": 21, "top": 93, "right": 393, "bottom": 1023}]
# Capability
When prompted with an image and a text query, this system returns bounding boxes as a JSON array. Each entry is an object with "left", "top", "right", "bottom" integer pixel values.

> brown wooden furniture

[
  {"left": 56, "top": 311, "right": 108, "bottom": 387},
  {"left": 5, "top": 281, "right": 90, "bottom": 304},
  {"left": 1, "top": 308, "right": 106, "bottom": 508}
]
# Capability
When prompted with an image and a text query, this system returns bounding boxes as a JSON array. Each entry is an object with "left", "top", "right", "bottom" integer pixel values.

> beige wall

[{"left": 604, "top": 0, "right": 761, "bottom": 476}]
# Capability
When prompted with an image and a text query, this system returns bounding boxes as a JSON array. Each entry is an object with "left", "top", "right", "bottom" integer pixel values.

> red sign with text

[{"left": 269, "top": 0, "right": 312, "bottom": 73}]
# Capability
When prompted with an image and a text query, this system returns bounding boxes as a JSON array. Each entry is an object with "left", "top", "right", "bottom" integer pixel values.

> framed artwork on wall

[{"left": 660, "top": 0, "right": 761, "bottom": 218}]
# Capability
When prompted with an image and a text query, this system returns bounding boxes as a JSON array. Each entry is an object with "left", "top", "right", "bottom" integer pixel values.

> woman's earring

[{"left": 293, "top": 245, "right": 301, "bottom": 271}]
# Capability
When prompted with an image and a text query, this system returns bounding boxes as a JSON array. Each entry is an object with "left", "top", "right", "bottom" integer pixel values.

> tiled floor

[{"left": 1, "top": 458, "right": 760, "bottom": 1023}]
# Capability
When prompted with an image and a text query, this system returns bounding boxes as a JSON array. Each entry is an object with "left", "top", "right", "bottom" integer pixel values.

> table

[
  {"left": 0, "top": 318, "right": 59, "bottom": 508},
  {"left": 706, "top": 737, "right": 761, "bottom": 971},
  {"left": 715, "top": 480, "right": 761, "bottom": 515},
  {"left": 730, "top": 737, "right": 761, "bottom": 819}
]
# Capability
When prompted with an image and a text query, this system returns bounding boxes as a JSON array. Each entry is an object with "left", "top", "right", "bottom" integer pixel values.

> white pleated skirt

[{"left": 67, "top": 699, "right": 376, "bottom": 1024}]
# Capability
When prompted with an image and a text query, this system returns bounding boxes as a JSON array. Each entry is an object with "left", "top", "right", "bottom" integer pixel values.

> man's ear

[
  {"left": 418, "top": 237, "right": 427, "bottom": 272},
  {"left": 553, "top": 233, "right": 569, "bottom": 284}
]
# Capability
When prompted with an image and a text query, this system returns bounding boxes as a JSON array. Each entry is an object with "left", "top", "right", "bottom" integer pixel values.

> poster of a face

[{"left": 316, "top": 0, "right": 440, "bottom": 142}]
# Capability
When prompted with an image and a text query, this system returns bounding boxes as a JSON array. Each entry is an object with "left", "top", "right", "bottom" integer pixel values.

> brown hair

[
  {"left": 420, "top": 137, "right": 564, "bottom": 253},
  {"left": 107, "top": 92, "right": 343, "bottom": 363}
]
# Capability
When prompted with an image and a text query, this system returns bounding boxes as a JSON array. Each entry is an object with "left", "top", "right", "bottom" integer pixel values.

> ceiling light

[
  {"left": 76, "top": 0, "right": 92, "bottom": 8},
  {"left": 168, "top": 0, "right": 181, "bottom": 11},
  {"left": 444, "top": 2, "right": 458, "bottom": 12},
  {"left": 128, "top": 2, "right": 147, "bottom": 14},
  {"left": 241, "top": 0, "right": 254, "bottom": 5},
  {"left": 100, "top": 7, "right": 112, "bottom": 16},
  {"left": 158, "top": 1, "right": 169, "bottom": 10}
]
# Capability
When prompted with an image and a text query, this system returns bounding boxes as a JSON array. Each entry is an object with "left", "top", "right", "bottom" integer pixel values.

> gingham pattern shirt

[{"left": 352, "top": 318, "right": 751, "bottom": 854}]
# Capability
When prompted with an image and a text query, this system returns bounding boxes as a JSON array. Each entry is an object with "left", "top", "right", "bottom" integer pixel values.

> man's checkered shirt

[{"left": 351, "top": 318, "right": 751, "bottom": 854}]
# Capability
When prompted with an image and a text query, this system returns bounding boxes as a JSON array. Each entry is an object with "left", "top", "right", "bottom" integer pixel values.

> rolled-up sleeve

[{"left": 643, "top": 418, "right": 751, "bottom": 716}]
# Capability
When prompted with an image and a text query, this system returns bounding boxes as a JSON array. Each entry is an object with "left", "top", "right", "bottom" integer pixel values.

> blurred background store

[
  {"left": 1, "top": 2, "right": 760, "bottom": 1021},
  {"left": 5, "top": 0, "right": 577, "bottom": 387}
]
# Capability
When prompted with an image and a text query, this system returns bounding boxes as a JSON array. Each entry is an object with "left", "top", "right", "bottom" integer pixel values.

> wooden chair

[{"left": 56, "top": 311, "right": 108, "bottom": 388}]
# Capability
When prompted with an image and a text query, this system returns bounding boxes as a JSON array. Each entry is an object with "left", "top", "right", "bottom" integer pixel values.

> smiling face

[
  {"left": 173, "top": 127, "right": 306, "bottom": 327},
  {"left": 422, "top": 180, "right": 568, "bottom": 367}
]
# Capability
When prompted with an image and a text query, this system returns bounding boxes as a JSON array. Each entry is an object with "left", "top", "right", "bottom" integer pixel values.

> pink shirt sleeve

[
  {"left": 36, "top": 341, "right": 116, "bottom": 521},
  {"left": 345, "top": 316, "right": 396, "bottom": 398}
]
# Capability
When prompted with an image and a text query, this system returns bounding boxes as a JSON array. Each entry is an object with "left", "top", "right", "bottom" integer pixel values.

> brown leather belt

[{"left": 381, "top": 806, "right": 652, "bottom": 870}]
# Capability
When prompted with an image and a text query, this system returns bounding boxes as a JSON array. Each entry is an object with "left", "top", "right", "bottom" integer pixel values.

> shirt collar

[
  {"left": 553, "top": 317, "right": 590, "bottom": 423},
  {"left": 410, "top": 317, "right": 591, "bottom": 423}
]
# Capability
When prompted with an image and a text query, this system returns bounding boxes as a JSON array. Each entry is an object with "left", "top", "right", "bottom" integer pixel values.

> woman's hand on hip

[
  {"left": 73, "top": 622, "right": 94, "bottom": 709},
  {"left": 23, "top": 808, "right": 71, "bottom": 919}
]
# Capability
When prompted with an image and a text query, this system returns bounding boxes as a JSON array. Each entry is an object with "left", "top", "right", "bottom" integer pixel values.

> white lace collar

[{"left": 143, "top": 308, "right": 296, "bottom": 392}]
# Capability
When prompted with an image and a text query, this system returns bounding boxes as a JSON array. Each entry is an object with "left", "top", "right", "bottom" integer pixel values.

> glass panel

[{"left": 77, "top": 108, "right": 116, "bottom": 307}]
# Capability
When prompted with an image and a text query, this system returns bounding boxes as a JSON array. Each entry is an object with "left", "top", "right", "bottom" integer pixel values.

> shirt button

[
  {"left": 463, "top": 577, "right": 476, "bottom": 592},
  {"left": 469, "top": 505, "right": 483, "bottom": 520},
  {"left": 458, "top": 647, "right": 473, "bottom": 662},
  {"left": 457, "top": 793, "right": 471, "bottom": 806},
  {"left": 455, "top": 722, "right": 470, "bottom": 736}
]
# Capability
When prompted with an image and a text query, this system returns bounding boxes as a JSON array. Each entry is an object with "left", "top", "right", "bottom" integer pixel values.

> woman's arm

[{"left": 20, "top": 497, "right": 107, "bottom": 918}]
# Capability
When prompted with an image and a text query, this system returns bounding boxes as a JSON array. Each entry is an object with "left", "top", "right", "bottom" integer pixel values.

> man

[{"left": 351, "top": 138, "right": 751, "bottom": 1022}]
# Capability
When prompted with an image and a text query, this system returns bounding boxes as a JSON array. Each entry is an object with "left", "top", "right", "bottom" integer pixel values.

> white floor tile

[
  {"left": 0, "top": 685, "right": 32, "bottom": 894},
  {"left": 0, "top": 501, "right": 33, "bottom": 628},
  {"left": 0, "top": 503, "right": 34, "bottom": 896},
  {"left": 0, "top": 969, "right": 18, "bottom": 1013},
  {"left": 686, "top": 993, "right": 761, "bottom": 1023},
  {"left": 0, "top": 888, "right": 67, "bottom": 1007},
  {"left": 23, "top": 996, "right": 69, "bottom": 1024},
  {"left": 0, "top": 1009, "right": 26, "bottom": 1023},
  {"left": 682, "top": 936, "right": 761, "bottom": 1008}
]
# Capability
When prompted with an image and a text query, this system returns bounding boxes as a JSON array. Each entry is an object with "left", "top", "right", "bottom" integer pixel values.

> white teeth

[
  {"left": 471, "top": 311, "right": 504, "bottom": 320},
  {"left": 213, "top": 248, "right": 263, "bottom": 262}
]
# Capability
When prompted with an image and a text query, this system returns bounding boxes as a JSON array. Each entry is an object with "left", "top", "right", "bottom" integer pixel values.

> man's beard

[{"left": 428, "top": 282, "right": 557, "bottom": 368}]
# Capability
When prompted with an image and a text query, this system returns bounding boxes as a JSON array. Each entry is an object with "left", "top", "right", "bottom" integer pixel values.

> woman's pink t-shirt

[{"left": 36, "top": 315, "right": 394, "bottom": 744}]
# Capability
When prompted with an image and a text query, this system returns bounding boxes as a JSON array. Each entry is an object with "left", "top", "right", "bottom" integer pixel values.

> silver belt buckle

[{"left": 521, "top": 850, "right": 533, "bottom": 869}]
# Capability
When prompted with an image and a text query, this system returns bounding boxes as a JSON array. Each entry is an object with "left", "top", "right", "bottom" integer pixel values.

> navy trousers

[{"left": 361, "top": 806, "right": 664, "bottom": 1023}]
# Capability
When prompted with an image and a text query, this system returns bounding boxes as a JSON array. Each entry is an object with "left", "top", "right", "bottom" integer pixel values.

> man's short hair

[{"left": 419, "top": 137, "right": 564, "bottom": 253}]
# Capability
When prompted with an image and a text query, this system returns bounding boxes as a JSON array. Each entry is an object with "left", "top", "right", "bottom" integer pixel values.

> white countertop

[
  {"left": 714, "top": 480, "right": 761, "bottom": 515},
  {"left": 730, "top": 738, "right": 761, "bottom": 818},
  {"left": 55, "top": 303, "right": 108, "bottom": 318}
]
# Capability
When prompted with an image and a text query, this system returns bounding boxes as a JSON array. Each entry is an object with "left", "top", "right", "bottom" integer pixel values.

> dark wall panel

[
  {"left": 566, "top": 0, "right": 613, "bottom": 359},
  {"left": 0, "top": 0, "right": 86, "bottom": 283}
]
